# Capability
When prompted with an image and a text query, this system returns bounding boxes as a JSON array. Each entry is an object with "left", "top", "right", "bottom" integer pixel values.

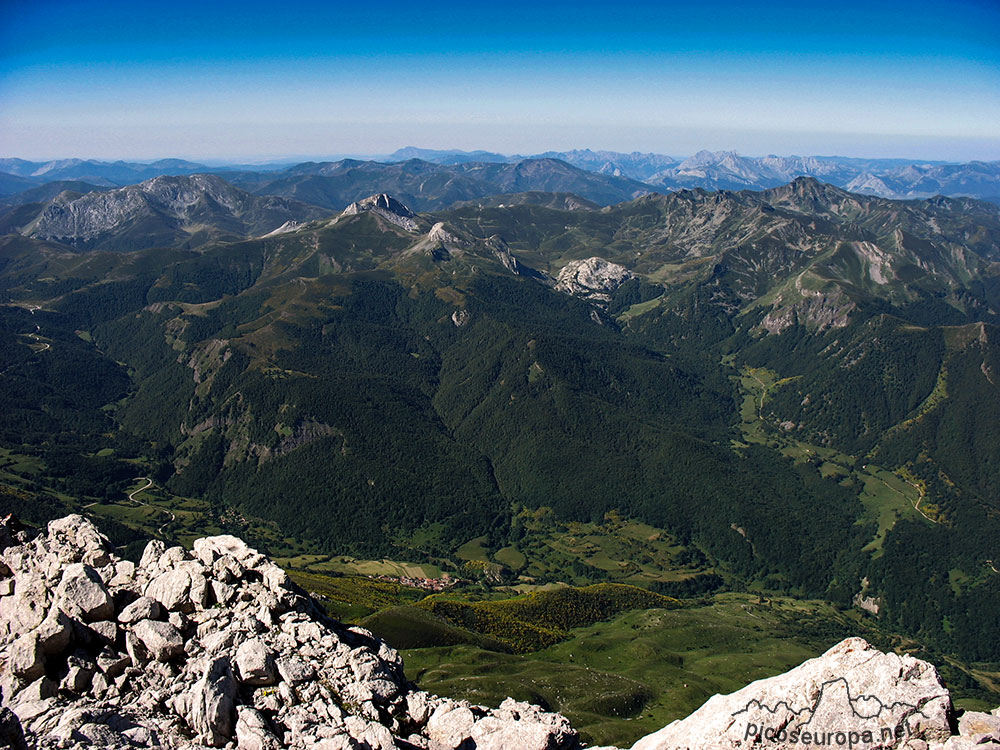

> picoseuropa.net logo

[{"left": 728, "top": 677, "right": 930, "bottom": 748}]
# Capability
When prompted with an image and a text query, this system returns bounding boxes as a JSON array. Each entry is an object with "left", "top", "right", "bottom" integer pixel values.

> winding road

[
  {"left": 24, "top": 305, "right": 50, "bottom": 352},
  {"left": 126, "top": 477, "right": 176, "bottom": 536}
]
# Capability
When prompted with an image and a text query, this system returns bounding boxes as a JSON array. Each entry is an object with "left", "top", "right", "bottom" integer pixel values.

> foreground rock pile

[
  {"left": 1, "top": 514, "right": 998, "bottom": 750},
  {"left": 0, "top": 516, "right": 578, "bottom": 749}
]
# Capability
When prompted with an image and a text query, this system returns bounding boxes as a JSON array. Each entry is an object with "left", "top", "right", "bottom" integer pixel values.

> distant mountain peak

[
  {"left": 344, "top": 193, "right": 415, "bottom": 217},
  {"left": 342, "top": 193, "right": 419, "bottom": 231}
]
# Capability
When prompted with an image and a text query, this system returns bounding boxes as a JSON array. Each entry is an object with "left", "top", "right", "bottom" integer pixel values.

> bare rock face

[
  {"left": 342, "top": 193, "right": 420, "bottom": 232},
  {"left": 555, "top": 257, "right": 634, "bottom": 304},
  {"left": 630, "top": 637, "right": 952, "bottom": 750}
]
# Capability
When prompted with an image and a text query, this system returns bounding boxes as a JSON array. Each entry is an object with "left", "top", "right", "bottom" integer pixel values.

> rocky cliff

[{"left": 1, "top": 516, "right": 997, "bottom": 750}]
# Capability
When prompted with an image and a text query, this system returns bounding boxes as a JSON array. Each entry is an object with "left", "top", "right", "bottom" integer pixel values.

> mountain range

[
  {"left": 1, "top": 174, "right": 327, "bottom": 252},
  {"left": 3, "top": 151, "right": 999, "bottom": 207},
  {"left": 378, "top": 148, "right": 1000, "bottom": 201},
  {"left": 1, "top": 173, "right": 999, "bottom": 665}
]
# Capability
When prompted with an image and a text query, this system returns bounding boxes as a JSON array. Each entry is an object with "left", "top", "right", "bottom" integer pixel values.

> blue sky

[{"left": 1, "top": 0, "right": 998, "bottom": 161}]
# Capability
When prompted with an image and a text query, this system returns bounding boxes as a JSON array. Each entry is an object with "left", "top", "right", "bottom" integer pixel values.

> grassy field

[
  {"left": 497, "top": 511, "right": 708, "bottom": 588},
  {"left": 275, "top": 553, "right": 447, "bottom": 579},
  {"left": 402, "top": 593, "right": 867, "bottom": 747}
]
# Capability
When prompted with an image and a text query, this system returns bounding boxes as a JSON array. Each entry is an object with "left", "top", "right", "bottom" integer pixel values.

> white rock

[
  {"left": 235, "top": 638, "right": 277, "bottom": 686},
  {"left": 630, "top": 638, "right": 951, "bottom": 750},
  {"left": 33, "top": 607, "right": 73, "bottom": 654},
  {"left": 145, "top": 567, "right": 204, "bottom": 613},
  {"left": 139, "top": 540, "right": 166, "bottom": 573},
  {"left": 555, "top": 257, "right": 634, "bottom": 303},
  {"left": 0, "top": 574, "right": 49, "bottom": 632},
  {"left": 957, "top": 711, "right": 1000, "bottom": 743},
  {"left": 277, "top": 656, "right": 315, "bottom": 684},
  {"left": 131, "top": 618, "right": 184, "bottom": 662},
  {"left": 235, "top": 706, "right": 282, "bottom": 750},
  {"left": 426, "top": 704, "right": 477, "bottom": 749},
  {"left": 177, "top": 656, "right": 238, "bottom": 747},
  {"left": 53, "top": 563, "right": 113, "bottom": 622},
  {"left": 118, "top": 595, "right": 163, "bottom": 623}
]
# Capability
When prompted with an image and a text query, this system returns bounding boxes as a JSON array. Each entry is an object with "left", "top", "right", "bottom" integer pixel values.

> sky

[{"left": 1, "top": 0, "right": 999, "bottom": 161}]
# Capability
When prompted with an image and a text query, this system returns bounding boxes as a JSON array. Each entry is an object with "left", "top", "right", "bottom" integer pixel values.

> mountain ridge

[{"left": 3, "top": 151, "right": 999, "bottom": 203}]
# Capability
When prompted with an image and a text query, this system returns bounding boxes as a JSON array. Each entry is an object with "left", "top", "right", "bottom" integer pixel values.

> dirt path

[
  {"left": 904, "top": 479, "right": 936, "bottom": 523},
  {"left": 869, "top": 470, "right": 937, "bottom": 524},
  {"left": 748, "top": 371, "right": 771, "bottom": 420}
]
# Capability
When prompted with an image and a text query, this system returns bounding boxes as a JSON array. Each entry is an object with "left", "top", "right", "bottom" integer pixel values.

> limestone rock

[
  {"left": 145, "top": 566, "right": 206, "bottom": 613},
  {"left": 957, "top": 711, "right": 1000, "bottom": 743},
  {"left": 131, "top": 618, "right": 184, "bottom": 662},
  {"left": 33, "top": 606, "right": 73, "bottom": 654},
  {"left": 555, "top": 257, "right": 633, "bottom": 304},
  {"left": 0, "top": 707, "right": 28, "bottom": 750},
  {"left": 342, "top": 193, "right": 419, "bottom": 232},
  {"left": 236, "top": 638, "right": 278, "bottom": 686},
  {"left": 0, "top": 574, "right": 49, "bottom": 632},
  {"left": 236, "top": 706, "right": 283, "bottom": 750},
  {"left": 118, "top": 595, "right": 163, "bottom": 623},
  {"left": 426, "top": 703, "right": 477, "bottom": 749},
  {"left": 9, "top": 513, "right": 986, "bottom": 750},
  {"left": 54, "top": 563, "right": 114, "bottom": 622},
  {"left": 630, "top": 637, "right": 951, "bottom": 750},
  {"left": 178, "top": 656, "right": 238, "bottom": 747},
  {"left": 139, "top": 539, "right": 166, "bottom": 573},
  {"left": 471, "top": 698, "right": 579, "bottom": 750},
  {"left": 8, "top": 633, "right": 45, "bottom": 681}
]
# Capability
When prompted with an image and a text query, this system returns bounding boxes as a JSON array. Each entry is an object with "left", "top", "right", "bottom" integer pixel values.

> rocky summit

[
  {"left": 2, "top": 515, "right": 998, "bottom": 750},
  {"left": 0, "top": 516, "right": 577, "bottom": 750}
]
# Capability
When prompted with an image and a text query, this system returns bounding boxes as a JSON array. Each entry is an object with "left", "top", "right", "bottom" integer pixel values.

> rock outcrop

[
  {"left": 1, "top": 515, "right": 996, "bottom": 750},
  {"left": 342, "top": 194, "right": 420, "bottom": 232},
  {"left": 630, "top": 637, "right": 954, "bottom": 750},
  {"left": 0, "top": 516, "right": 578, "bottom": 749},
  {"left": 554, "top": 257, "right": 633, "bottom": 304}
]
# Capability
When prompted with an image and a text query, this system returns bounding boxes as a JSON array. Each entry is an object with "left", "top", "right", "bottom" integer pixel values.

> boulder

[
  {"left": 235, "top": 638, "right": 278, "bottom": 686},
  {"left": 138, "top": 539, "right": 166, "bottom": 572},
  {"left": 177, "top": 656, "right": 238, "bottom": 747},
  {"left": 118, "top": 595, "right": 163, "bottom": 623},
  {"left": 1, "top": 574, "right": 50, "bottom": 632},
  {"left": 33, "top": 607, "right": 73, "bottom": 654},
  {"left": 426, "top": 703, "right": 478, "bottom": 749},
  {"left": 276, "top": 656, "right": 315, "bottom": 684},
  {"left": 131, "top": 619, "right": 184, "bottom": 662},
  {"left": 53, "top": 563, "right": 113, "bottom": 622},
  {"left": 47, "top": 515, "right": 110, "bottom": 567},
  {"left": 471, "top": 698, "right": 579, "bottom": 750},
  {"left": 235, "top": 706, "right": 283, "bottom": 750},
  {"left": 8, "top": 633, "right": 45, "bottom": 681},
  {"left": 145, "top": 567, "right": 200, "bottom": 612},
  {"left": 0, "top": 707, "right": 28, "bottom": 750},
  {"left": 957, "top": 711, "right": 1000, "bottom": 743}
]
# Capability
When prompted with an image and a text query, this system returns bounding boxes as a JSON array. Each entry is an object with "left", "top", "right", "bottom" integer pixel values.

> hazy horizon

[
  {"left": 2, "top": 143, "right": 999, "bottom": 166},
  {"left": 3, "top": 0, "right": 999, "bottom": 162}
]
